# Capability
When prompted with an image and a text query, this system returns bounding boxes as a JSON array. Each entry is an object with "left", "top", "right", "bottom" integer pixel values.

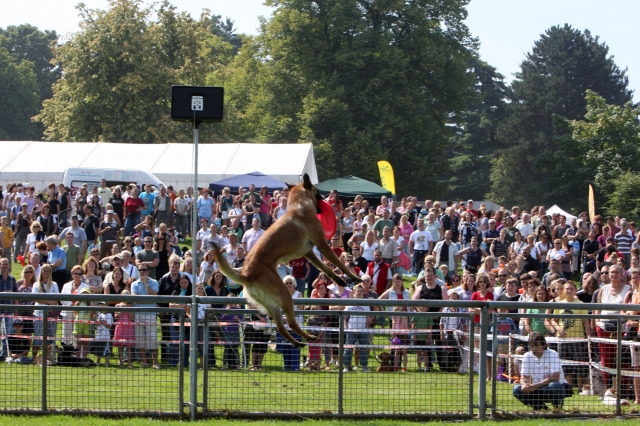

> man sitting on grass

[{"left": 513, "top": 332, "right": 567, "bottom": 410}]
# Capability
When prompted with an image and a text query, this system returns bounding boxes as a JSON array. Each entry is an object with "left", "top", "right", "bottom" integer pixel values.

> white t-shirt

[
  {"left": 520, "top": 348, "right": 566, "bottom": 384},
  {"left": 516, "top": 223, "right": 534, "bottom": 238},
  {"left": 409, "top": 229, "right": 433, "bottom": 251},
  {"left": 344, "top": 305, "right": 370, "bottom": 330},
  {"left": 360, "top": 241, "right": 378, "bottom": 262},
  {"left": 96, "top": 312, "right": 114, "bottom": 341},
  {"left": 32, "top": 281, "right": 60, "bottom": 317}
]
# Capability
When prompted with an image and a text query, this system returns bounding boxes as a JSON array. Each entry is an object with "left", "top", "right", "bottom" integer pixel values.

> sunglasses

[
  {"left": 139, "top": 269, "right": 149, "bottom": 272},
  {"left": 498, "top": 274, "right": 508, "bottom": 277},
  {"left": 72, "top": 272, "right": 83, "bottom": 276}
]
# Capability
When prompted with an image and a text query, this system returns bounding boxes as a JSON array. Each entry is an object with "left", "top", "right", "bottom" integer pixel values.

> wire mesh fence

[
  {"left": 0, "top": 294, "right": 639, "bottom": 419},
  {"left": 202, "top": 308, "right": 474, "bottom": 417}
]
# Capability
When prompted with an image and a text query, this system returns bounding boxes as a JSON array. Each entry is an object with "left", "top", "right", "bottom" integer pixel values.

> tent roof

[
  {"left": 209, "top": 171, "right": 288, "bottom": 193},
  {"left": 546, "top": 205, "right": 577, "bottom": 222},
  {"left": 0, "top": 141, "right": 317, "bottom": 190},
  {"left": 316, "top": 175, "right": 392, "bottom": 198}
]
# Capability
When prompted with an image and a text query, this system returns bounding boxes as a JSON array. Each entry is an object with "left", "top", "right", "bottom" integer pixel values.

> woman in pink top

[{"left": 258, "top": 186, "right": 272, "bottom": 227}]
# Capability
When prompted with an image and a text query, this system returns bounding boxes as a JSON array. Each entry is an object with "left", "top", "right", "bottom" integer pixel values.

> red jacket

[{"left": 367, "top": 260, "right": 391, "bottom": 295}]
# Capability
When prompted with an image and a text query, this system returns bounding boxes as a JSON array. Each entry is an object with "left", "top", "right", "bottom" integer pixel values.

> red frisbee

[{"left": 316, "top": 199, "right": 336, "bottom": 240}]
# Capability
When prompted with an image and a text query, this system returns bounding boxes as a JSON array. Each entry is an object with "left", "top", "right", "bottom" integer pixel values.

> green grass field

[
  {"left": 0, "top": 343, "right": 633, "bottom": 418},
  {"left": 1, "top": 417, "right": 640, "bottom": 426}
]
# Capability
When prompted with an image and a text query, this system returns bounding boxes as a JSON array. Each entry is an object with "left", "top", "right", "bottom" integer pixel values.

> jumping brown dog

[{"left": 212, "top": 174, "right": 362, "bottom": 347}]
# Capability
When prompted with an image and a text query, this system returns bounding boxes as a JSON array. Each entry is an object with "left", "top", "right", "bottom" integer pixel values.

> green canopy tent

[{"left": 316, "top": 176, "right": 392, "bottom": 207}]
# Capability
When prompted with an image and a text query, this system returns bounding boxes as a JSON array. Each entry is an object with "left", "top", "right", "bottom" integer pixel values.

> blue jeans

[
  {"left": 276, "top": 332, "right": 301, "bottom": 371},
  {"left": 124, "top": 213, "right": 141, "bottom": 237},
  {"left": 343, "top": 332, "right": 369, "bottom": 368},
  {"left": 513, "top": 382, "right": 565, "bottom": 408},
  {"left": 168, "top": 320, "right": 180, "bottom": 366}
]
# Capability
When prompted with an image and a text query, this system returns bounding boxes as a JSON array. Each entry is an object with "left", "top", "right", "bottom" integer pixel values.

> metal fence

[{"left": 0, "top": 293, "right": 638, "bottom": 419}]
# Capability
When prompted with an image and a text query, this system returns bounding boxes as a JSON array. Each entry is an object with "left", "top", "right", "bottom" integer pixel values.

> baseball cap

[
  {"left": 468, "top": 199, "right": 473, "bottom": 203},
  {"left": 71, "top": 215, "right": 78, "bottom": 219}
]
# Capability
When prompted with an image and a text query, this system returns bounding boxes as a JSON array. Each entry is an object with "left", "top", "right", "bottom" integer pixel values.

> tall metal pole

[{"left": 189, "top": 121, "right": 200, "bottom": 420}]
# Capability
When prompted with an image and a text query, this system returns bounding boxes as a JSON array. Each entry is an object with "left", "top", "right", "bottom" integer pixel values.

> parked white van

[{"left": 63, "top": 168, "right": 164, "bottom": 198}]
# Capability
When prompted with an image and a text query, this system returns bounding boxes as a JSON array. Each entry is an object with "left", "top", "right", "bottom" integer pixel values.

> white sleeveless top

[{"left": 596, "top": 284, "right": 630, "bottom": 327}]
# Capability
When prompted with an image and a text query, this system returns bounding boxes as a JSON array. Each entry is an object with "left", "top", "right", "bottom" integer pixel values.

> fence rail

[{"left": 0, "top": 294, "right": 638, "bottom": 419}]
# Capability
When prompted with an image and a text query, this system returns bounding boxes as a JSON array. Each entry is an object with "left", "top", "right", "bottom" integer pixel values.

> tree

[
  {"left": 205, "top": 15, "right": 243, "bottom": 54},
  {"left": 604, "top": 173, "right": 640, "bottom": 223},
  {"left": 0, "top": 47, "right": 40, "bottom": 140},
  {"left": 36, "top": 0, "right": 235, "bottom": 143},
  {"left": 438, "top": 58, "right": 509, "bottom": 200},
  {"left": 489, "top": 24, "right": 633, "bottom": 209},
  {"left": 565, "top": 90, "right": 640, "bottom": 198},
  {"left": 0, "top": 24, "right": 60, "bottom": 102},
  {"left": 222, "top": 0, "right": 478, "bottom": 196}
]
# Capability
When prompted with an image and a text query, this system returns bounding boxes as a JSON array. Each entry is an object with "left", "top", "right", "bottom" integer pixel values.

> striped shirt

[{"left": 614, "top": 231, "right": 633, "bottom": 254}]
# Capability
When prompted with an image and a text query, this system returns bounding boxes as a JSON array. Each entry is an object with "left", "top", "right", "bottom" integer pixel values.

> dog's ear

[{"left": 303, "top": 173, "right": 313, "bottom": 190}]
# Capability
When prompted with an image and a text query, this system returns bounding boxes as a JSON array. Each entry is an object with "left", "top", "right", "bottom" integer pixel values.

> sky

[{"left": 1, "top": 0, "right": 638, "bottom": 99}]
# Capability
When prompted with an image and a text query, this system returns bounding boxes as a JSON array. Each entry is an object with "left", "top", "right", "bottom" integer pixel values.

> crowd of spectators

[{"left": 0, "top": 182, "right": 639, "bottom": 406}]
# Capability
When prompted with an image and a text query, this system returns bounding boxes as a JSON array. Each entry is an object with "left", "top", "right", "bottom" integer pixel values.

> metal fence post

[
  {"left": 468, "top": 313, "right": 475, "bottom": 417},
  {"left": 179, "top": 313, "right": 185, "bottom": 415},
  {"left": 41, "top": 310, "right": 48, "bottom": 412},
  {"left": 202, "top": 313, "right": 210, "bottom": 412},
  {"left": 478, "top": 305, "right": 489, "bottom": 420},
  {"left": 616, "top": 317, "right": 622, "bottom": 416},
  {"left": 490, "top": 313, "right": 498, "bottom": 417},
  {"left": 338, "top": 312, "right": 344, "bottom": 415}
]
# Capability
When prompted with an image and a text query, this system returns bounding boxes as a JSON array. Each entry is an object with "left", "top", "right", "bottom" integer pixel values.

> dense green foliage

[
  {"left": 35, "top": 0, "right": 235, "bottom": 143},
  {"left": 0, "top": 47, "right": 40, "bottom": 140},
  {"left": 439, "top": 58, "right": 509, "bottom": 200},
  {"left": 5, "top": 1, "right": 638, "bottom": 207},
  {"left": 0, "top": 24, "right": 59, "bottom": 139},
  {"left": 489, "top": 24, "right": 633, "bottom": 210}
]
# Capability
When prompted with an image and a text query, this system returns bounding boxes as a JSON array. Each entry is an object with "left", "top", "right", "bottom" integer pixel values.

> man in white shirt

[
  {"left": 409, "top": 219, "right": 433, "bottom": 275},
  {"left": 242, "top": 218, "right": 265, "bottom": 253},
  {"left": 516, "top": 213, "right": 534, "bottom": 238},
  {"left": 513, "top": 332, "right": 567, "bottom": 410}
]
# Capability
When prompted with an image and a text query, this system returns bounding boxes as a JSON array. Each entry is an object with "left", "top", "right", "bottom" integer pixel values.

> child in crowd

[
  {"left": 391, "top": 305, "right": 409, "bottom": 372},
  {"left": 94, "top": 301, "right": 113, "bottom": 366},
  {"left": 73, "top": 287, "right": 93, "bottom": 358},
  {"left": 6, "top": 319, "right": 31, "bottom": 363},
  {"left": 186, "top": 283, "right": 210, "bottom": 369},
  {"left": 439, "top": 291, "right": 466, "bottom": 373},
  {"left": 491, "top": 307, "right": 518, "bottom": 381},
  {"left": 133, "top": 237, "right": 143, "bottom": 254},
  {"left": 220, "top": 293, "right": 242, "bottom": 370},
  {"left": 113, "top": 290, "right": 135, "bottom": 368},
  {"left": 342, "top": 284, "right": 371, "bottom": 373},
  {"left": 412, "top": 305, "right": 433, "bottom": 372}
]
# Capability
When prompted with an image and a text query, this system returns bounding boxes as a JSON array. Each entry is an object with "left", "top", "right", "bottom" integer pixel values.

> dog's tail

[{"left": 210, "top": 243, "right": 249, "bottom": 286}]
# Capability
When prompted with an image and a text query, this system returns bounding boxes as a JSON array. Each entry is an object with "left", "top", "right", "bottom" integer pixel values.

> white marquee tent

[{"left": 0, "top": 141, "right": 318, "bottom": 190}]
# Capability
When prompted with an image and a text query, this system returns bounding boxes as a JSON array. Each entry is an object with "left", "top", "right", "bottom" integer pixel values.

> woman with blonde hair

[
  {"left": 359, "top": 230, "right": 378, "bottom": 262},
  {"left": 31, "top": 264, "right": 60, "bottom": 360},
  {"left": 60, "top": 265, "right": 90, "bottom": 346}
]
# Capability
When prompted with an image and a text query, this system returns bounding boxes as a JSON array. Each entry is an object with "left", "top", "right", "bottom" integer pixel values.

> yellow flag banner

[
  {"left": 588, "top": 184, "right": 596, "bottom": 224},
  {"left": 377, "top": 160, "right": 396, "bottom": 195}
]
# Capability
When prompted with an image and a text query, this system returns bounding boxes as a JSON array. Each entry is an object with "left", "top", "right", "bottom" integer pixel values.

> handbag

[{"left": 601, "top": 319, "right": 618, "bottom": 333}]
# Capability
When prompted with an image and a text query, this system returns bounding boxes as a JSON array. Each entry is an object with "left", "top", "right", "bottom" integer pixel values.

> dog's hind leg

[
  {"left": 280, "top": 299, "right": 317, "bottom": 343},
  {"left": 270, "top": 309, "right": 307, "bottom": 349}
]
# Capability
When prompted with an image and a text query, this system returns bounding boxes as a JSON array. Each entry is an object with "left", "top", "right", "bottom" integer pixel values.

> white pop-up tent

[
  {"left": 0, "top": 141, "right": 318, "bottom": 191},
  {"left": 546, "top": 205, "right": 577, "bottom": 223}
]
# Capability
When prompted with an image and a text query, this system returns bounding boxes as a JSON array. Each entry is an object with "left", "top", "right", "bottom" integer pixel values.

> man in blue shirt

[
  {"left": 131, "top": 266, "right": 160, "bottom": 369},
  {"left": 46, "top": 236, "right": 68, "bottom": 289},
  {"left": 140, "top": 184, "right": 156, "bottom": 216}
]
